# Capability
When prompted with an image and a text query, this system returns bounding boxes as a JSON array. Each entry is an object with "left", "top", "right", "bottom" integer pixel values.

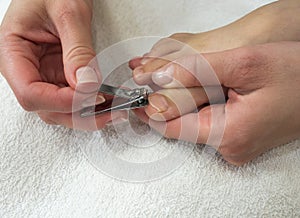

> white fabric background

[
  {"left": 1, "top": 0, "right": 300, "bottom": 217},
  {"left": 0, "top": 0, "right": 10, "bottom": 23}
]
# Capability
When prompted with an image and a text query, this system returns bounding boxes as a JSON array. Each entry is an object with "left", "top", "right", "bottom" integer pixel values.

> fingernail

[
  {"left": 82, "top": 94, "right": 106, "bottom": 107},
  {"left": 141, "top": 58, "right": 150, "bottom": 65},
  {"left": 133, "top": 66, "right": 144, "bottom": 76},
  {"left": 149, "top": 94, "right": 169, "bottom": 113},
  {"left": 76, "top": 66, "right": 99, "bottom": 85},
  {"left": 149, "top": 113, "right": 166, "bottom": 122},
  {"left": 106, "top": 117, "right": 128, "bottom": 127},
  {"left": 152, "top": 65, "right": 173, "bottom": 86},
  {"left": 133, "top": 66, "right": 151, "bottom": 84}
]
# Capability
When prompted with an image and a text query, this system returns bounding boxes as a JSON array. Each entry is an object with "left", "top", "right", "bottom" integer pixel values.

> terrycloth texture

[{"left": 1, "top": 0, "right": 300, "bottom": 217}]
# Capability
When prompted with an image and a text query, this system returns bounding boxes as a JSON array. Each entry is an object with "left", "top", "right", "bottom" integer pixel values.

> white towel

[{"left": 1, "top": 0, "right": 300, "bottom": 217}]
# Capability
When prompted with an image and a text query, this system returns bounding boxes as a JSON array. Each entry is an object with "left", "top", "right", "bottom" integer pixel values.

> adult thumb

[{"left": 49, "top": 1, "right": 100, "bottom": 93}]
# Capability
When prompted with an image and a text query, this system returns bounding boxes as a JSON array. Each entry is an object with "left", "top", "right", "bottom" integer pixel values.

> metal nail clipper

[{"left": 80, "top": 84, "right": 150, "bottom": 117}]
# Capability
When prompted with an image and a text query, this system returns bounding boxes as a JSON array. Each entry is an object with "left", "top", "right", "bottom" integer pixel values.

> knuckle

[
  {"left": 57, "top": 9, "right": 73, "bottom": 24},
  {"left": 218, "top": 137, "right": 253, "bottom": 166},
  {"left": 65, "top": 45, "right": 95, "bottom": 64},
  {"left": 0, "top": 29, "right": 4, "bottom": 43},
  {"left": 232, "top": 47, "right": 266, "bottom": 78},
  {"left": 218, "top": 119, "right": 254, "bottom": 159},
  {"left": 237, "top": 48, "right": 261, "bottom": 68},
  {"left": 0, "top": 31, "right": 12, "bottom": 60},
  {"left": 54, "top": 1, "right": 91, "bottom": 24},
  {"left": 218, "top": 136, "right": 249, "bottom": 158}
]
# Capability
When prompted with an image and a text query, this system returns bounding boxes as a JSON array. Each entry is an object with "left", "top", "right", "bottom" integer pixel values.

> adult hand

[
  {"left": 0, "top": 0, "right": 126, "bottom": 130},
  {"left": 134, "top": 42, "right": 300, "bottom": 165}
]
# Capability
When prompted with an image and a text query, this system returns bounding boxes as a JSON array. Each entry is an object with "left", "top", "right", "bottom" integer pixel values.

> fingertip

[
  {"left": 75, "top": 66, "right": 101, "bottom": 93},
  {"left": 133, "top": 66, "right": 144, "bottom": 76},
  {"left": 148, "top": 94, "right": 169, "bottom": 113},
  {"left": 81, "top": 94, "right": 106, "bottom": 108},
  {"left": 145, "top": 94, "right": 175, "bottom": 121},
  {"left": 133, "top": 66, "right": 152, "bottom": 85},
  {"left": 152, "top": 65, "right": 174, "bottom": 87},
  {"left": 148, "top": 113, "right": 167, "bottom": 122},
  {"left": 140, "top": 57, "right": 151, "bottom": 65},
  {"left": 129, "top": 57, "right": 143, "bottom": 69}
]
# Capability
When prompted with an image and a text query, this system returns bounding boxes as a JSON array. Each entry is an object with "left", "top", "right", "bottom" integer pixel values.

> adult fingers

[
  {"left": 38, "top": 110, "right": 128, "bottom": 131},
  {"left": 129, "top": 57, "right": 143, "bottom": 70},
  {"left": 47, "top": 0, "right": 100, "bottom": 93},
  {"left": 145, "top": 86, "right": 227, "bottom": 121},
  {"left": 134, "top": 104, "right": 226, "bottom": 147},
  {"left": 0, "top": 34, "right": 85, "bottom": 112}
]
